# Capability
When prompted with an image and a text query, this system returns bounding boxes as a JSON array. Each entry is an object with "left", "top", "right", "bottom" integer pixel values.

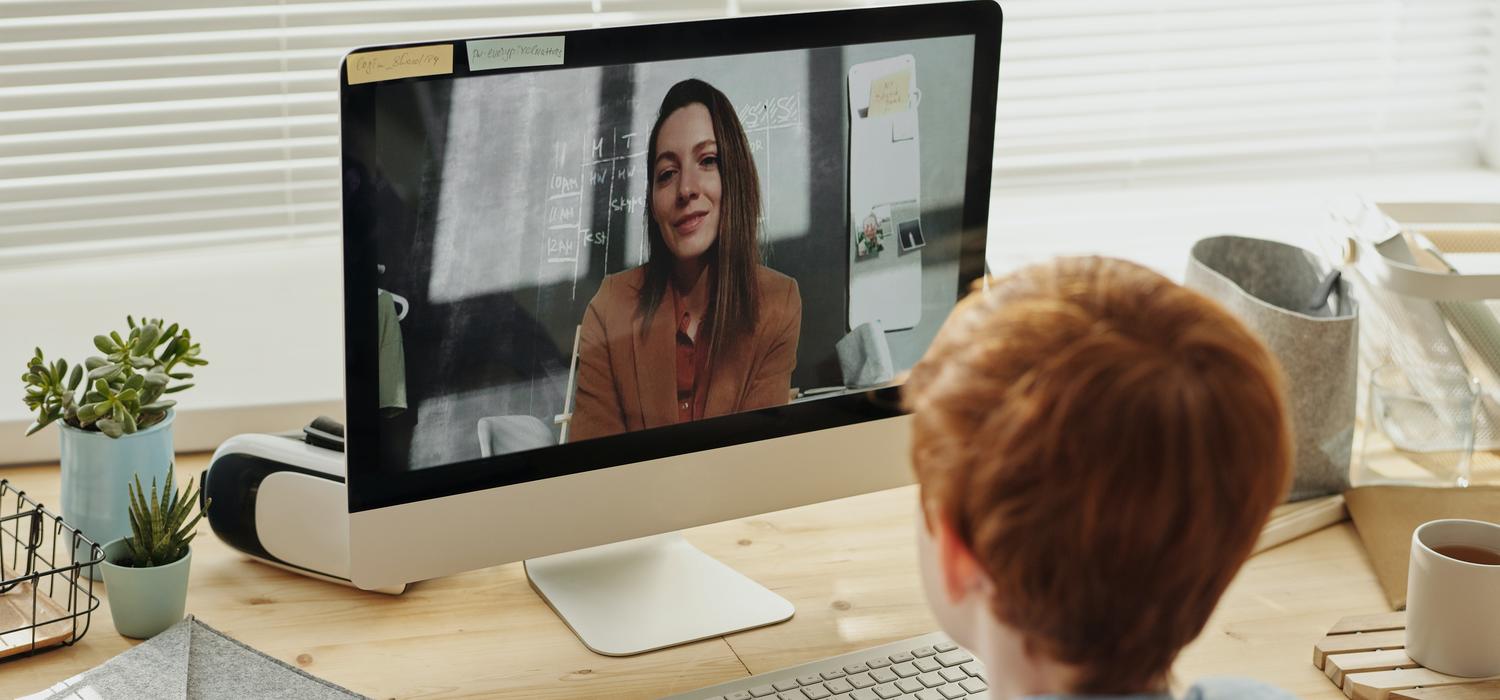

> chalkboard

[{"left": 381, "top": 47, "right": 852, "bottom": 470}]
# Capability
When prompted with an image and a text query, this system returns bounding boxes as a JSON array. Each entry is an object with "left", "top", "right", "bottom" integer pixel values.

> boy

[{"left": 903, "top": 257, "right": 1296, "bottom": 699}]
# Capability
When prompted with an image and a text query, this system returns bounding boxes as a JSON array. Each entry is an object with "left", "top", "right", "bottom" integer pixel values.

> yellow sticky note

[
  {"left": 868, "top": 70, "right": 911, "bottom": 117},
  {"left": 346, "top": 45, "right": 454, "bottom": 86}
]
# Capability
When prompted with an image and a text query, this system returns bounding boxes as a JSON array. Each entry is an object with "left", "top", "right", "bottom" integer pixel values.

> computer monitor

[{"left": 341, "top": 0, "right": 1000, "bottom": 655}]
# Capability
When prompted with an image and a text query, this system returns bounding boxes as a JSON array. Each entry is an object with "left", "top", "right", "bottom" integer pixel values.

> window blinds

[{"left": 1, "top": 0, "right": 1495, "bottom": 264}]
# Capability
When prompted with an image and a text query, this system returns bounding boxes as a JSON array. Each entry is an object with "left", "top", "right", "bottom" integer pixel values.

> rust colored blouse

[{"left": 673, "top": 286, "right": 711, "bottom": 423}]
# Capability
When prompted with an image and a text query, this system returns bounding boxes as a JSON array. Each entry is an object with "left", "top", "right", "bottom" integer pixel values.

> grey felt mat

[{"left": 22, "top": 615, "right": 369, "bottom": 700}]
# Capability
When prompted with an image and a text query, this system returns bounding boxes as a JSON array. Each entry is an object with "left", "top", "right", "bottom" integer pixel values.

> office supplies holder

[
  {"left": 1336, "top": 201, "right": 1500, "bottom": 484},
  {"left": 0, "top": 479, "right": 101, "bottom": 661}
]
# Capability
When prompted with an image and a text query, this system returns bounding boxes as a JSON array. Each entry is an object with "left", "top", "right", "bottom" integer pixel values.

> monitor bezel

[{"left": 341, "top": 0, "right": 1001, "bottom": 513}]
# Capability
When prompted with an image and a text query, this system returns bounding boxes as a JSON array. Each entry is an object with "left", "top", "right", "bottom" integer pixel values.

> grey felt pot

[{"left": 1185, "top": 235, "right": 1359, "bottom": 501}]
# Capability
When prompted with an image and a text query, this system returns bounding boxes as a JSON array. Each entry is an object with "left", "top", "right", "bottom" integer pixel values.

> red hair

[{"left": 903, "top": 257, "right": 1291, "bottom": 694}]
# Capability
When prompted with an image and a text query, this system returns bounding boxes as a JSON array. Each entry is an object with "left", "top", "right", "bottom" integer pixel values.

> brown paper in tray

[{"left": 1344, "top": 485, "right": 1500, "bottom": 610}]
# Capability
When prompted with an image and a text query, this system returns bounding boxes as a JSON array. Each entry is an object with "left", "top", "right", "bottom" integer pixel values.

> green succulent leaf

[
  {"left": 76, "top": 402, "right": 99, "bottom": 423},
  {"left": 163, "top": 383, "right": 194, "bottom": 394},
  {"left": 93, "top": 335, "right": 115, "bottom": 354},
  {"left": 88, "top": 364, "right": 121, "bottom": 382},
  {"left": 96, "top": 418, "right": 123, "bottom": 438}
]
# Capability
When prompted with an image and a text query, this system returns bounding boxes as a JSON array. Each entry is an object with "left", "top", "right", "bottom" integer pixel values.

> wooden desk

[{"left": 0, "top": 454, "right": 1384, "bottom": 699}]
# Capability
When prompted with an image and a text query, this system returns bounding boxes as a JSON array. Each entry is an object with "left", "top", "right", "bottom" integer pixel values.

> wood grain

[{"left": 1394, "top": 680, "right": 1500, "bottom": 699}]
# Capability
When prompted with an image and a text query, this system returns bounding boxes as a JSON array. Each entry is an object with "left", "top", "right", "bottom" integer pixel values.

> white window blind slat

[{"left": 0, "top": 0, "right": 1495, "bottom": 266}]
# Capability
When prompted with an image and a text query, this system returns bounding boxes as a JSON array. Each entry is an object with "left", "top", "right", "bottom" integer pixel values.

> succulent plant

[
  {"left": 123, "top": 469, "right": 207, "bottom": 568},
  {"left": 21, "top": 316, "right": 207, "bottom": 438}
]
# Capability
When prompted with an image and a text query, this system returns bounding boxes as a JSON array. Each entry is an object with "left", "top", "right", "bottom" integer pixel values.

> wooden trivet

[{"left": 1314, "top": 611, "right": 1500, "bottom": 699}]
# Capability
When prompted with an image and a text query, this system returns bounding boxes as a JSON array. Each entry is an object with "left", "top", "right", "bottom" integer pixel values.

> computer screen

[{"left": 341, "top": 4, "right": 997, "bottom": 513}]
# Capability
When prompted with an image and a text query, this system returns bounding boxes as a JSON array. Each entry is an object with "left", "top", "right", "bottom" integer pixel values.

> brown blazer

[{"left": 569, "top": 265, "right": 802, "bottom": 441}]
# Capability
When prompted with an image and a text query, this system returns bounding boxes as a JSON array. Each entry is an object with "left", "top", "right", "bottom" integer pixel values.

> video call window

[{"left": 361, "top": 36, "right": 977, "bottom": 472}]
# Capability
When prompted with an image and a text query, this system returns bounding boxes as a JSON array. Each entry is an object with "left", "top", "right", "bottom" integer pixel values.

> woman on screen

[{"left": 570, "top": 79, "right": 802, "bottom": 441}]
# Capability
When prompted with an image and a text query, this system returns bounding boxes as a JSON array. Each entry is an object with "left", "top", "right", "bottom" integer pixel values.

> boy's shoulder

[
  {"left": 1180, "top": 677, "right": 1299, "bottom": 700},
  {"left": 1025, "top": 678, "right": 1297, "bottom": 700}
]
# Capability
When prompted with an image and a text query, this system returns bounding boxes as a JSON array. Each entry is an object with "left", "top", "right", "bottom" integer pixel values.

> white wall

[{"left": 4, "top": 168, "right": 1500, "bottom": 465}]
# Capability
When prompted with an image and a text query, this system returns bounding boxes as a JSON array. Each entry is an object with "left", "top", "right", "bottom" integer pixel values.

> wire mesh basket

[{"left": 0, "top": 479, "right": 102, "bottom": 661}]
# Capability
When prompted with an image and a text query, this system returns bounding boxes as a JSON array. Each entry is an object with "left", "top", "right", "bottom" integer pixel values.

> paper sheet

[{"left": 1344, "top": 485, "right": 1500, "bottom": 609}]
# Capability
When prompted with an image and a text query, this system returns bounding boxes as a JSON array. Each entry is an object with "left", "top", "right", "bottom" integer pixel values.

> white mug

[{"left": 1405, "top": 519, "right": 1500, "bottom": 678}]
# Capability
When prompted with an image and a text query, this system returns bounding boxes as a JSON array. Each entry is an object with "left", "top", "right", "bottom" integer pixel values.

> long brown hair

[{"left": 638, "top": 79, "right": 762, "bottom": 358}]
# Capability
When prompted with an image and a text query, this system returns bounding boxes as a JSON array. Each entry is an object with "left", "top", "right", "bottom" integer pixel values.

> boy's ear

[{"left": 934, "top": 516, "right": 985, "bottom": 604}]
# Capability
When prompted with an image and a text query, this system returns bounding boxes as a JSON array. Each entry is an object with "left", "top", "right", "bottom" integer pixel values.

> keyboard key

[
  {"left": 799, "top": 675, "right": 824, "bottom": 687},
  {"left": 959, "top": 663, "right": 981, "bottom": 678},
  {"left": 934, "top": 642, "right": 959, "bottom": 653},
  {"left": 824, "top": 679, "right": 854, "bottom": 695},
  {"left": 889, "top": 652, "right": 914, "bottom": 664},
  {"left": 777, "top": 691, "right": 807, "bottom": 700},
  {"left": 912, "top": 646, "right": 938, "bottom": 658},
  {"left": 843, "top": 663, "right": 869, "bottom": 674},
  {"left": 801, "top": 686, "right": 831, "bottom": 700},
  {"left": 960, "top": 678, "right": 988, "bottom": 694},
  {"left": 915, "top": 658, "right": 942, "bottom": 673},
  {"left": 939, "top": 685, "right": 967, "bottom": 699},
  {"left": 821, "top": 670, "right": 847, "bottom": 681},
  {"left": 775, "top": 680, "right": 801, "bottom": 692},
  {"left": 866, "top": 657, "right": 892, "bottom": 669},
  {"left": 869, "top": 668, "right": 898, "bottom": 684},
  {"left": 751, "top": 684, "right": 777, "bottom": 697},
  {"left": 873, "top": 683, "right": 902, "bottom": 700},
  {"left": 727, "top": 693, "right": 753, "bottom": 700},
  {"left": 850, "top": 690, "right": 878, "bottom": 700},
  {"left": 940, "top": 668, "right": 967, "bottom": 683},
  {"left": 848, "top": 673, "right": 876, "bottom": 689},
  {"left": 915, "top": 690, "right": 943, "bottom": 700},
  {"left": 936, "top": 650, "right": 974, "bottom": 667},
  {"left": 892, "top": 662, "right": 920, "bottom": 678},
  {"left": 896, "top": 678, "right": 923, "bottom": 693},
  {"left": 918, "top": 672, "right": 945, "bottom": 688}
]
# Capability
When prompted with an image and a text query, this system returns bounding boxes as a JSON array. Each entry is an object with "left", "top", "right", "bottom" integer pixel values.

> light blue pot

[
  {"left": 99, "top": 538, "right": 191, "bottom": 639},
  {"left": 59, "top": 410, "right": 174, "bottom": 580}
]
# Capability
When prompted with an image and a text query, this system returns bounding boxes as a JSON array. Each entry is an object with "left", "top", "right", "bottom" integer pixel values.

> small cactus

[
  {"left": 123, "top": 470, "right": 207, "bottom": 568},
  {"left": 21, "top": 316, "right": 206, "bottom": 438}
]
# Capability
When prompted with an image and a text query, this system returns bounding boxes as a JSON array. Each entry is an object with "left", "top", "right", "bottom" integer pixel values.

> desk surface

[{"left": 0, "top": 454, "right": 1386, "bottom": 699}]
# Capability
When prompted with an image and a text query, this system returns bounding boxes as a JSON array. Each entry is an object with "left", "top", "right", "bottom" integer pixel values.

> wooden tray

[
  {"left": 1314, "top": 612, "right": 1500, "bottom": 699},
  {"left": 0, "top": 564, "right": 77, "bottom": 661}
]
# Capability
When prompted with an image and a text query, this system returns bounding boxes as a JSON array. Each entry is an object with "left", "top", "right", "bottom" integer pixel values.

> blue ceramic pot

[
  {"left": 59, "top": 410, "right": 174, "bottom": 580},
  {"left": 99, "top": 538, "right": 191, "bottom": 639}
]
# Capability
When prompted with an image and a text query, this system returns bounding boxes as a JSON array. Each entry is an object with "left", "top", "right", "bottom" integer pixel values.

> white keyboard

[{"left": 662, "top": 632, "right": 989, "bottom": 700}]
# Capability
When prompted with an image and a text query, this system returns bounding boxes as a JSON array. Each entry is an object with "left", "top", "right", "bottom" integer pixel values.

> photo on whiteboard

[
  {"left": 898, "top": 219, "right": 925, "bottom": 252},
  {"left": 856, "top": 213, "right": 884, "bottom": 259},
  {"left": 356, "top": 34, "right": 980, "bottom": 472}
]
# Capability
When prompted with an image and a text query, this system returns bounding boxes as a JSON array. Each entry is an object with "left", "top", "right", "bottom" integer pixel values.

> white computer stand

[{"left": 524, "top": 532, "right": 794, "bottom": 656}]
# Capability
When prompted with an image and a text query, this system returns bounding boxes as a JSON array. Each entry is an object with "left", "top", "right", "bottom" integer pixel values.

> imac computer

[{"left": 340, "top": 0, "right": 1001, "bottom": 657}]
